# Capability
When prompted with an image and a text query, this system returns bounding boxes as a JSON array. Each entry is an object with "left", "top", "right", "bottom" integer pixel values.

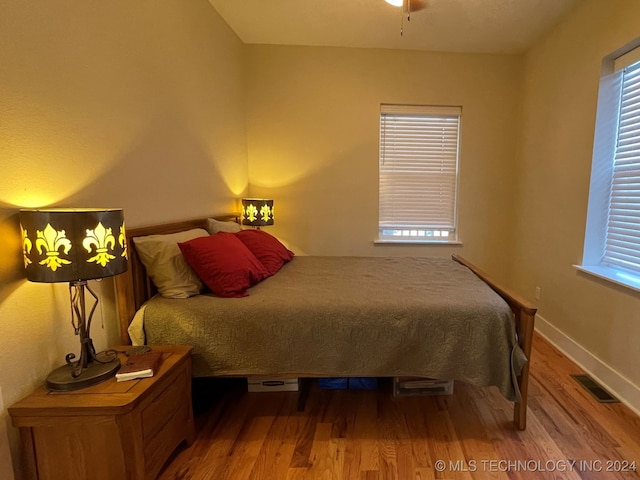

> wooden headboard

[{"left": 114, "top": 214, "right": 239, "bottom": 344}]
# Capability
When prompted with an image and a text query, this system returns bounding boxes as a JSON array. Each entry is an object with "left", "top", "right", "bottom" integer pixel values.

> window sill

[
  {"left": 374, "top": 239, "right": 463, "bottom": 246},
  {"left": 573, "top": 264, "right": 640, "bottom": 294}
]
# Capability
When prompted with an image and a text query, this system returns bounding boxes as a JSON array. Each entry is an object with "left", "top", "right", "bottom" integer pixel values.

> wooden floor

[{"left": 158, "top": 333, "right": 640, "bottom": 480}]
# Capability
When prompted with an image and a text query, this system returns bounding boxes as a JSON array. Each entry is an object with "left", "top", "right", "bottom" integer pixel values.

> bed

[{"left": 114, "top": 215, "right": 537, "bottom": 430}]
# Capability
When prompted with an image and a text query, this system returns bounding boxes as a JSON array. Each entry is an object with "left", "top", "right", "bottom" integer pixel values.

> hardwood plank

[
  {"left": 289, "top": 389, "right": 324, "bottom": 469},
  {"left": 250, "top": 395, "right": 300, "bottom": 479},
  {"left": 158, "top": 335, "right": 640, "bottom": 480},
  {"left": 221, "top": 414, "right": 274, "bottom": 480},
  {"left": 403, "top": 397, "right": 432, "bottom": 470},
  {"left": 354, "top": 391, "right": 379, "bottom": 473}
]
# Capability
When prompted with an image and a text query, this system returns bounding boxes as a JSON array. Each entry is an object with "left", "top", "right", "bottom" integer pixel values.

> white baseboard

[{"left": 535, "top": 314, "right": 640, "bottom": 417}]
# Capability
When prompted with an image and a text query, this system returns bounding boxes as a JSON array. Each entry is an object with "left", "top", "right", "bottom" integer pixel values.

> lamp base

[{"left": 46, "top": 357, "right": 121, "bottom": 392}]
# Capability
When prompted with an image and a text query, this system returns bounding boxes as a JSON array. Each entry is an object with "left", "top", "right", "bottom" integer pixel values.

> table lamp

[
  {"left": 241, "top": 198, "right": 274, "bottom": 228},
  {"left": 19, "top": 208, "right": 128, "bottom": 391}
]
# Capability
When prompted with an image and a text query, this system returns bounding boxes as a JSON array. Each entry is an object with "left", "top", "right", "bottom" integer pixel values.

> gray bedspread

[{"left": 141, "top": 256, "right": 527, "bottom": 401}]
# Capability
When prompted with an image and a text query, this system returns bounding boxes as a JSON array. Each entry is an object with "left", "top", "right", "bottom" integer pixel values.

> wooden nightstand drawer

[
  {"left": 144, "top": 399, "right": 191, "bottom": 477},
  {"left": 142, "top": 367, "right": 187, "bottom": 440}
]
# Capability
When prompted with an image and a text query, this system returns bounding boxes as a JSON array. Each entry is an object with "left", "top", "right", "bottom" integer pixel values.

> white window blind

[
  {"left": 603, "top": 61, "right": 640, "bottom": 273},
  {"left": 379, "top": 104, "right": 461, "bottom": 241}
]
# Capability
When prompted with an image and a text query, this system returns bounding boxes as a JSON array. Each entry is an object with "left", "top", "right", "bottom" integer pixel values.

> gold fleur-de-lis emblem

[
  {"left": 35, "top": 224, "right": 72, "bottom": 271},
  {"left": 244, "top": 204, "right": 258, "bottom": 222},
  {"left": 83, "top": 222, "right": 116, "bottom": 267},
  {"left": 260, "top": 204, "right": 272, "bottom": 223},
  {"left": 21, "top": 225, "right": 33, "bottom": 268},
  {"left": 119, "top": 224, "right": 128, "bottom": 259}
]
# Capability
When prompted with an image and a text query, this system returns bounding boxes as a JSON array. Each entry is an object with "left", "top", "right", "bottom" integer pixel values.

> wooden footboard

[{"left": 452, "top": 254, "right": 537, "bottom": 430}]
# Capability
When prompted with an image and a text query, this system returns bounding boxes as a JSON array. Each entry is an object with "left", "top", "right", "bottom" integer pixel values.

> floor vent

[{"left": 571, "top": 374, "right": 619, "bottom": 403}]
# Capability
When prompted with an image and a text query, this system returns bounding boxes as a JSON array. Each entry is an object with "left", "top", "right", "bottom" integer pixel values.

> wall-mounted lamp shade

[
  {"left": 241, "top": 199, "right": 274, "bottom": 227},
  {"left": 19, "top": 208, "right": 128, "bottom": 283},
  {"left": 385, "top": 0, "right": 403, "bottom": 6}
]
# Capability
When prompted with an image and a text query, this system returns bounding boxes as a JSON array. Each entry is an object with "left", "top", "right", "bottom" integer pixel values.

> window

[
  {"left": 579, "top": 45, "right": 640, "bottom": 291},
  {"left": 378, "top": 104, "right": 461, "bottom": 243}
]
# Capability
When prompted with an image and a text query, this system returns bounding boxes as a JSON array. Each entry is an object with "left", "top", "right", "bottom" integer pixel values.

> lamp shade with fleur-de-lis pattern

[
  {"left": 19, "top": 208, "right": 128, "bottom": 283},
  {"left": 241, "top": 198, "right": 274, "bottom": 227}
]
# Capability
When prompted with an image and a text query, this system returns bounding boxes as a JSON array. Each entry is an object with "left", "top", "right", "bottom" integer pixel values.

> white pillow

[
  {"left": 133, "top": 228, "right": 209, "bottom": 298},
  {"left": 206, "top": 218, "right": 241, "bottom": 234}
]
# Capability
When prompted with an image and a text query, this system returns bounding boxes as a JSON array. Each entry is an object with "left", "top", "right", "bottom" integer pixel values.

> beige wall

[
  {"left": 246, "top": 45, "right": 522, "bottom": 281},
  {"left": 511, "top": 0, "right": 640, "bottom": 390},
  {"left": 0, "top": 1, "right": 247, "bottom": 476}
]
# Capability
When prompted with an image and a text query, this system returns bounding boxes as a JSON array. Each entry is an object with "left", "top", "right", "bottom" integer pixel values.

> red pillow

[
  {"left": 235, "top": 229, "right": 294, "bottom": 276},
  {"left": 178, "top": 233, "right": 268, "bottom": 297}
]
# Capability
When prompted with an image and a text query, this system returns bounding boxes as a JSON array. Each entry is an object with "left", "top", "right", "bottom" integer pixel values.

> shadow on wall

[
  {"left": 249, "top": 139, "right": 380, "bottom": 256},
  {"left": 2, "top": 105, "right": 247, "bottom": 235},
  {"left": 0, "top": 206, "right": 20, "bottom": 480},
  {"left": 0, "top": 207, "right": 24, "bottom": 303},
  {"left": 56, "top": 115, "right": 247, "bottom": 227}
]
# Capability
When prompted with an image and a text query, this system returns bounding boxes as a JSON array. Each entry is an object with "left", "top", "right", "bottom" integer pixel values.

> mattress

[{"left": 132, "top": 256, "right": 527, "bottom": 401}]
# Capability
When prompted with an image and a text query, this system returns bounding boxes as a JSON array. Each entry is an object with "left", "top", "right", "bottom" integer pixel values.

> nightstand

[{"left": 9, "top": 345, "right": 195, "bottom": 480}]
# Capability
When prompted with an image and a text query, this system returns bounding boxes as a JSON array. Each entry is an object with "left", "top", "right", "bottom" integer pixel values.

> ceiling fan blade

[{"left": 408, "top": 0, "right": 428, "bottom": 12}]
